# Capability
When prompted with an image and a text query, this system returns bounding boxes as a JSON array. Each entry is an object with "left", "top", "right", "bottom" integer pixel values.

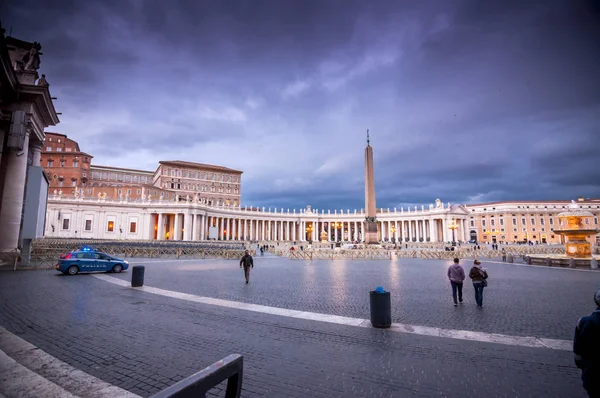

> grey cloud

[{"left": 3, "top": 0, "right": 600, "bottom": 210}]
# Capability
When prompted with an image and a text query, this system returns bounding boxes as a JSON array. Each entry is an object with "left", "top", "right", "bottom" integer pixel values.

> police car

[{"left": 55, "top": 247, "right": 129, "bottom": 275}]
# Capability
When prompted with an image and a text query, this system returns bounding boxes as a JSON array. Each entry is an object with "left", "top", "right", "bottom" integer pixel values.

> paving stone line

[{"left": 93, "top": 274, "right": 572, "bottom": 351}]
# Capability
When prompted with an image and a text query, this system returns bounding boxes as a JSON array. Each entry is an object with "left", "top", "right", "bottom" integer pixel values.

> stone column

[
  {"left": 173, "top": 213, "right": 181, "bottom": 240},
  {"left": 30, "top": 141, "right": 42, "bottom": 167},
  {"left": 442, "top": 218, "right": 448, "bottom": 242},
  {"left": 0, "top": 130, "right": 30, "bottom": 252},
  {"left": 156, "top": 213, "right": 164, "bottom": 240}
]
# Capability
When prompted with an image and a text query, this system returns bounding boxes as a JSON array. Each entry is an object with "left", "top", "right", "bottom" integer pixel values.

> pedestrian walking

[
  {"left": 501, "top": 248, "right": 507, "bottom": 262},
  {"left": 447, "top": 258, "right": 465, "bottom": 306},
  {"left": 239, "top": 250, "right": 254, "bottom": 284},
  {"left": 574, "top": 289, "right": 600, "bottom": 397},
  {"left": 469, "top": 260, "right": 488, "bottom": 308}
]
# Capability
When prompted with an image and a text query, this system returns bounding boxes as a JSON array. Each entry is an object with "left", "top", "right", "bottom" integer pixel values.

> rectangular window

[
  {"left": 482, "top": 220, "right": 486, "bottom": 227},
  {"left": 62, "top": 219, "right": 70, "bottom": 230},
  {"left": 107, "top": 221, "right": 114, "bottom": 232},
  {"left": 127, "top": 189, "right": 131, "bottom": 194},
  {"left": 137, "top": 189, "right": 141, "bottom": 194},
  {"left": 56, "top": 147, "right": 62, "bottom": 152},
  {"left": 47, "top": 160, "right": 53, "bottom": 167},
  {"left": 73, "top": 161, "right": 79, "bottom": 167},
  {"left": 71, "top": 180, "right": 76, "bottom": 186},
  {"left": 46, "top": 146, "right": 52, "bottom": 151},
  {"left": 470, "top": 220, "right": 474, "bottom": 227},
  {"left": 540, "top": 218, "right": 544, "bottom": 225},
  {"left": 500, "top": 219, "right": 504, "bottom": 226},
  {"left": 531, "top": 218, "right": 535, "bottom": 225},
  {"left": 118, "top": 189, "right": 122, "bottom": 194},
  {"left": 521, "top": 218, "right": 526, "bottom": 224},
  {"left": 595, "top": 218, "right": 598, "bottom": 225},
  {"left": 130, "top": 222, "right": 137, "bottom": 233},
  {"left": 491, "top": 219, "right": 495, "bottom": 226},
  {"left": 549, "top": 218, "right": 554, "bottom": 225},
  {"left": 85, "top": 220, "right": 92, "bottom": 231},
  {"left": 66, "top": 148, "right": 72, "bottom": 152}
]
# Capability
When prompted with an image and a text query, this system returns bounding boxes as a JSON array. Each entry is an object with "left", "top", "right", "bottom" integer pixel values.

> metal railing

[{"left": 151, "top": 354, "right": 243, "bottom": 398}]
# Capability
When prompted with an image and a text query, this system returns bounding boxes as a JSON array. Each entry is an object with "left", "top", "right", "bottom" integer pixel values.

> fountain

[
  {"left": 554, "top": 200, "right": 599, "bottom": 258},
  {"left": 527, "top": 200, "right": 599, "bottom": 269}
]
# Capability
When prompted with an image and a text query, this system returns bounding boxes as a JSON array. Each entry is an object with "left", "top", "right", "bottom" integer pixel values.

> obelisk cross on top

[{"left": 364, "top": 129, "right": 378, "bottom": 243}]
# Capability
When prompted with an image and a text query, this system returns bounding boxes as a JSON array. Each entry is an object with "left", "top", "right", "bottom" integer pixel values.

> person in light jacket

[{"left": 447, "top": 258, "right": 465, "bottom": 306}]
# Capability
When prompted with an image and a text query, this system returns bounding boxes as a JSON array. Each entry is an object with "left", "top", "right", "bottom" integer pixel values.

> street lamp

[
  {"left": 448, "top": 219, "right": 459, "bottom": 246},
  {"left": 390, "top": 225, "right": 396, "bottom": 243},
  {"left": 331, "top": 221, "right": 342, "bottom": 241},
  {"left": 305, "top": 224, "right": 313, "bottom": 242}
]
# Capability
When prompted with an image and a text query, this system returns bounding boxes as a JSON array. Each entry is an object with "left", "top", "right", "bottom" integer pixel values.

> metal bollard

[
  {"left": 132, "top": 265, "right": 145, "bottom": 287},
  {"left": 568, "top": 258, "right": 576, "bottom": 269},
  {"left": 591, "top": 258, "right": 598, "bottom": 270}
]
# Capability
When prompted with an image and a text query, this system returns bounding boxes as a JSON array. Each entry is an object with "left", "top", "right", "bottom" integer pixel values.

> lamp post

[
  {"left": 332, "top": 221, "right": 342, "bottom": 242},
  {"left": 390, "top": 225, "right": 396, "bottom": 243},
  {"left": 305, "top": 224, "right": 313, "bottom": 243},
  {"left": 448, "top": 219, "right": 458, "bottom": 246}
]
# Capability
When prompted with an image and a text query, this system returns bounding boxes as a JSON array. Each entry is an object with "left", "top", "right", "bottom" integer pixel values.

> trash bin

[
  {"left": 132, "top": 265, "right": 145, "bottom": 287},
  {"left": 369, "top": 287, "right": 391, "bottom": 328}
]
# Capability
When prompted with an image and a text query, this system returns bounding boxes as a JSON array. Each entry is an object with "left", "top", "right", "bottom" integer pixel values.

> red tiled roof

[{"left": 158, "top": 160, "right": 243, "bottom": 174}]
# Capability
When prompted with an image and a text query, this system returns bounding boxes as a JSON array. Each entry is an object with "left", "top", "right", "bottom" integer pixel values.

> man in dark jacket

[
  {"left": 240, "top": 250, "right": 254, "bottom": 284},
  {"left": 574, "top": 289, "right": 600, "bottom": 397}
]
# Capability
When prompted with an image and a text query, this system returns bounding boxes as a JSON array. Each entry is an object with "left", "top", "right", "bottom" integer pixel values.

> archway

[{"left": 469, "top": 230, "right": 478, "bottom": 242}]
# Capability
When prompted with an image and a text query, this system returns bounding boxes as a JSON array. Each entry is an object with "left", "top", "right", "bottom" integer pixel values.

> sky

[{"left": 2, "top": 0, "right": 600, "bottom": 211}]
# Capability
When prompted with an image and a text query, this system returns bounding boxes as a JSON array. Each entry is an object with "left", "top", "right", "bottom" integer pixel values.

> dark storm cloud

[{"left": 2, "top": 0, "right": 599, "bottom": 209}]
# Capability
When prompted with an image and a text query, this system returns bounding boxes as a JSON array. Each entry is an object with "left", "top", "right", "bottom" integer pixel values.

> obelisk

[{"left": 364, "top": 130, "right": 379, "bottom": 244}]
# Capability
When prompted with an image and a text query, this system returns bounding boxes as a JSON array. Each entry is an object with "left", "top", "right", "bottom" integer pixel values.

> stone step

[{"left": 0, "top": 327, "right": 140, "bottom": 398}]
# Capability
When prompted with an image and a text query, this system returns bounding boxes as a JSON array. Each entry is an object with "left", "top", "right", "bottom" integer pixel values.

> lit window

[{"left": 107, "top": 221, "right": 114, "bottom": 232}]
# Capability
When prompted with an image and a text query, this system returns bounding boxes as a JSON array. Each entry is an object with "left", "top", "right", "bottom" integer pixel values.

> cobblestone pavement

[
  {"left": 110, "top": 256, "right": 600, "bottom": 340},
  {"left": 0, "top": 267, "right": 587, "bottom": 397}
]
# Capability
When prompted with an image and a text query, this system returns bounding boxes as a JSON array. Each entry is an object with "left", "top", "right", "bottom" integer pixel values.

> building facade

[
  {"left": 41, "top": 132, "right": 92, "bottom": 194},
  {"left": 41, "top": 135, "right": 243, "bottom": 206},
  {"left": 153, "top": 161, "right": 242, "bottom": 206},
  {"left": 44, "top": 195, "right": 470, "bottom": 243},
  {"left": 44, "top": 194, "right": 600, "bottom": 245},
  {"left": 0, "top": 24, "right": 59, "bottom": 261},
  {"left": 467, "top": 198, "right": 600, "bottom": 245}
]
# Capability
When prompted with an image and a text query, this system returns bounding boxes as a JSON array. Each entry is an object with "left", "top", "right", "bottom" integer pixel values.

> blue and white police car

[{"left": 56, "top": 246, "right": 129, "bottom": 275}]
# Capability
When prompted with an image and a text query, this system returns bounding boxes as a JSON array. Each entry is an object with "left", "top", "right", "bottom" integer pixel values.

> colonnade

[{"left": 149, "top": 212, "right": 470, "bottom": 243}]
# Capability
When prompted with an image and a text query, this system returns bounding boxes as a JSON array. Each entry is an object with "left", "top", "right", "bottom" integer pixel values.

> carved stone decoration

[
  {"left": 37, "top": 74, "right": 49, "bottom": 86},
  {"left": 435, "top": 198, "right": 442, "bottom": 209},
  {"left": 22, "top": 42, "right": 42, "bottom": 71}
]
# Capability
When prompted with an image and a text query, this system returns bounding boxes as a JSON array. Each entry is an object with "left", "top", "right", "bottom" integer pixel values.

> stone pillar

[
  {"left": 0, "top": 130, "right": 30, "bottom": 252},
  {"left": 218, "top": 217, "right": 223, "bottom": 240},
  {"left": 30, "top": 141, "right": 42, "bottom": 167},
  {"left": 157, "top": 213, "right": 164, "bottom": 240},
  {"left": 173, "top": 213, "right": 181, "bottom": 240},
  {"left": 442, "top": 218, "right": 448, "bottom": 242},
  {"left": 200, "top": 215, "right": 205, "bottom": 240}
]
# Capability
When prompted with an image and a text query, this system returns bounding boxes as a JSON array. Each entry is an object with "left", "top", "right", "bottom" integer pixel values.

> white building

[{"left": 45, "top": 195, "right": 470, "bottom": 243}]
